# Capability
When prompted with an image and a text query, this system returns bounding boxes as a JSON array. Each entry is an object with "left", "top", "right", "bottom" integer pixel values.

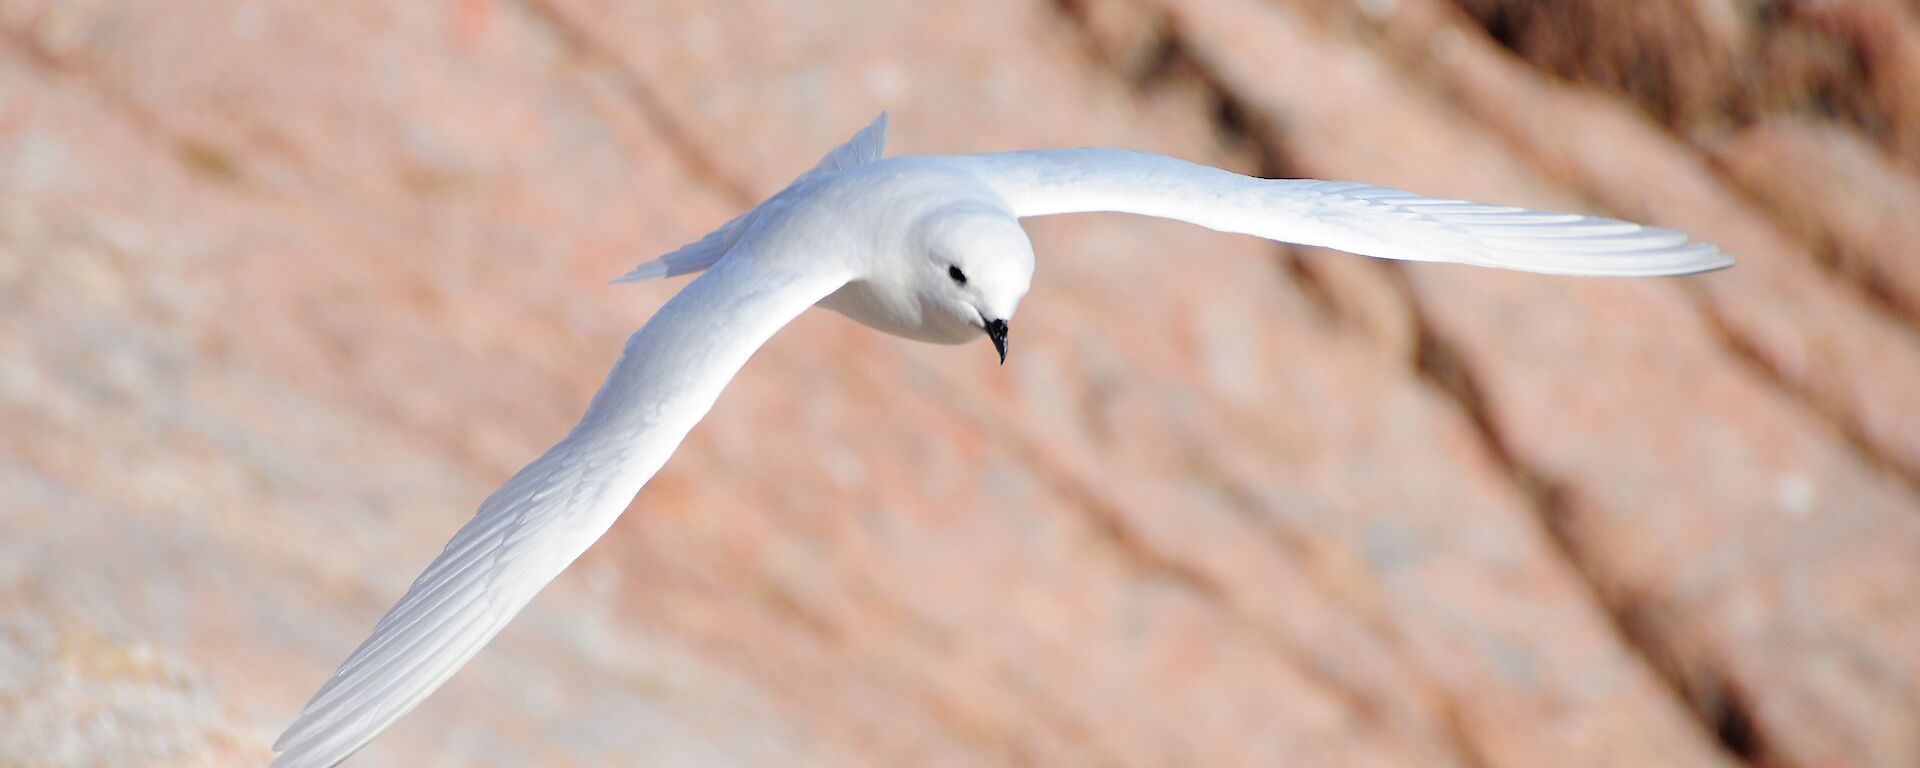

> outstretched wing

[
  {"left": 614, "top": 112, "right": 889, "bottom": 283},
  {"left": 273, "top": 246, "right": 850, "bottom": 768},
  {"left": 962, "top": 148, "right": 1730, "bottom": 276}
]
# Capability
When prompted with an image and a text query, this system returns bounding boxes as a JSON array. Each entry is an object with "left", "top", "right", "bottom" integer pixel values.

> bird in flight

[{"left": 272, "top": 113, "right": 1729, "bottom": 766}]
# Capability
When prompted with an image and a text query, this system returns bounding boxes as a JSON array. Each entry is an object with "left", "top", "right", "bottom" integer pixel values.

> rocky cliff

[{"left": 2, "top": 0, "right": 1917, "bottom": 765}]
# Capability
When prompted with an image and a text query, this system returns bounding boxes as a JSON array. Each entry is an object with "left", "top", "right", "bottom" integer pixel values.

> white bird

[{"left": 272, "top": 112, "right": 1729, "bottom": 766}]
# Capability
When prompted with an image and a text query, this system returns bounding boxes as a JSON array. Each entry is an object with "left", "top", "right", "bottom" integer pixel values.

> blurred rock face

[{"left": 2, "top": 0, "right": 1917, "bottom": 766}]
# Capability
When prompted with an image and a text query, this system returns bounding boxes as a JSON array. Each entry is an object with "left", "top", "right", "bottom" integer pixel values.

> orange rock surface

[{"left": 2, "top": 1, "right": 1916, "bottom": 766}]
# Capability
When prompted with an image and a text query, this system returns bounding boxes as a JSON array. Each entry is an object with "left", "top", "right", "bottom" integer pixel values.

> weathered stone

[{"left": 2, "top": 1, "right": 1915, "bottom": 766}]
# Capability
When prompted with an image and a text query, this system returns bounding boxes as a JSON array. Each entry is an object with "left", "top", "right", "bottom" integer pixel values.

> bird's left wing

[
  {"left": 272, "top": 246, "right": 850, "bottom": 768},
  {"left": 614, "top": 112, "right": 888, "bottom": 283},
  {"left": 959, "top": 148, "right": 1730, "bottom": 277}
]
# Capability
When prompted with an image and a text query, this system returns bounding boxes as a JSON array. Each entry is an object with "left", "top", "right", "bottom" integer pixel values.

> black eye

[{"left": 947, "top": 265, "right": 968, "bottom": 285}]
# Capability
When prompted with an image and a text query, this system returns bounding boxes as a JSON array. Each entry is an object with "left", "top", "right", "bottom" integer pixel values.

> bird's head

[{"left": 912, "top": 203, "right": 1032, "bottom": 363}]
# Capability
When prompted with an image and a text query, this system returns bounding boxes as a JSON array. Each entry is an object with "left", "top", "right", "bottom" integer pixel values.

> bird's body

[
  {"left": 272, "top": 113, "right": 1730, "bottom": 767},
  {"left": 797, "top": 156, "right": 1034, "bottom": 344}
]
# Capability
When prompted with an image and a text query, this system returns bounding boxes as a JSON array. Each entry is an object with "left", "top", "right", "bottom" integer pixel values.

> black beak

[{"left": 985, "top": 318, "right": 1009, "bottom": 365}]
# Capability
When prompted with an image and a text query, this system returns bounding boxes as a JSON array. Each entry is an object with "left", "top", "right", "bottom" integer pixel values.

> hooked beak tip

[{"left": 985, "top": 318, "right": 1008, "bottom": 365}]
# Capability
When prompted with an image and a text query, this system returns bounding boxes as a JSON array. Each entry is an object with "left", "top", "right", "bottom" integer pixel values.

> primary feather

[
  {"left": 961, "top": 148, "right": 1730, "bottom": 276},
  {"left": 272, "top": 253, "right": 851, "bottom": 767}
]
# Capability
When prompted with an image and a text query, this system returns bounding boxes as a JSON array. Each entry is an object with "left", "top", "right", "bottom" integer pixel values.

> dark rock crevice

[
  {"left": 843, "top": 576, "right": 1138, "bottom": 768},
  {"left": 749, "top": 574, "right": 1045, "bottom": 768},
  {"left": 889, "top": 358, "right": 1439, "bottom": 761},
  {"left": 1041, "top": 4, "right": 1544, "bottom": 766},
  {"left": 754, "top": 513, "right": 1130, "bottom": 768},
  {"left": 1686, "top": 285, "right": 1920, "bottom": 500},
  {"left": 1175, "top": 445, "right": 1492, "bottom": 768},
  {"left": 0, "top": 24, "right": 243, "bottom": 189},
  {"left": 1385, "top": 265, "right": 1769, "bottom": 766},
  {"left": 1044, "top": 3, "right": 1792, "bottom": 762},
  {"left": 1047, "top": 0, "right": 1354, "bottom": 332},
  {"left": 512, "top": 0, "right": 758, "bottom": 209},
  {"left": 1009, "top": 3, "right": 1834, "bottom": 761},
  {"left": 1295, "top": 0, "right": 1920, "bottom": 494},
  {"left": 1434, "top": 0, "right": 1920, "bottom": 336},
  {"left": 1698, "top": 138, "right": 1920, "bottom": 334}
]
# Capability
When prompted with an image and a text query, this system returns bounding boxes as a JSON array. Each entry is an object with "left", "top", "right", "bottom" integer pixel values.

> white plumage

[{"left": 273, "top": 113, "right": 1727, "bottom": 767}]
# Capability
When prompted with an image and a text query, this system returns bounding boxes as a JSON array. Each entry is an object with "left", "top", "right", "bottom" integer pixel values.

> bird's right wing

[
  {"left": 960, "top": 148, "right": 1730, "bottom": 277},
  {"left": 273, "top": 243, "right": 850, "bottom": 768}
]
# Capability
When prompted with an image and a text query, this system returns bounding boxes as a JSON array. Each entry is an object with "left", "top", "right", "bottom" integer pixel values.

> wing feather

[
  {"left": 962, "top": 148, "right": 1731, "bottom": 277},
  {"left": 802, "top": 111, "right": 889, "bottom": 177},
  {"left": 273, "top": 244, "right": 849, "bottom": 768},
  {"left": 614, "top": 112, "right": 888, "bottom": 284}
]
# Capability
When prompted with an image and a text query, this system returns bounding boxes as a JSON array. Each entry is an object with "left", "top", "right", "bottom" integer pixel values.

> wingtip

[
  {"left": 611, "top": 262, "right": 668, "bottom": 284},
  {"left": 1698, "top": 251, "right": 1736, "bottom": 274},
  {"left": 1612, "top": 243, "right": 1737, "bottom": 278},
  {"left": 265, "top": 747, "right": 302, "bottom": 768},
  {"left": 1669, "top": 241, "right": 1735, "bottom": 276},
  {"left": 266, "top": 736, "right": 323, "bottom": 768},
  {"left": 1636, "top": 247, "right": 1736, "bottom": 278},
  {"left": 859, "top": 111, "right": 889, "bottom": 149}
]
